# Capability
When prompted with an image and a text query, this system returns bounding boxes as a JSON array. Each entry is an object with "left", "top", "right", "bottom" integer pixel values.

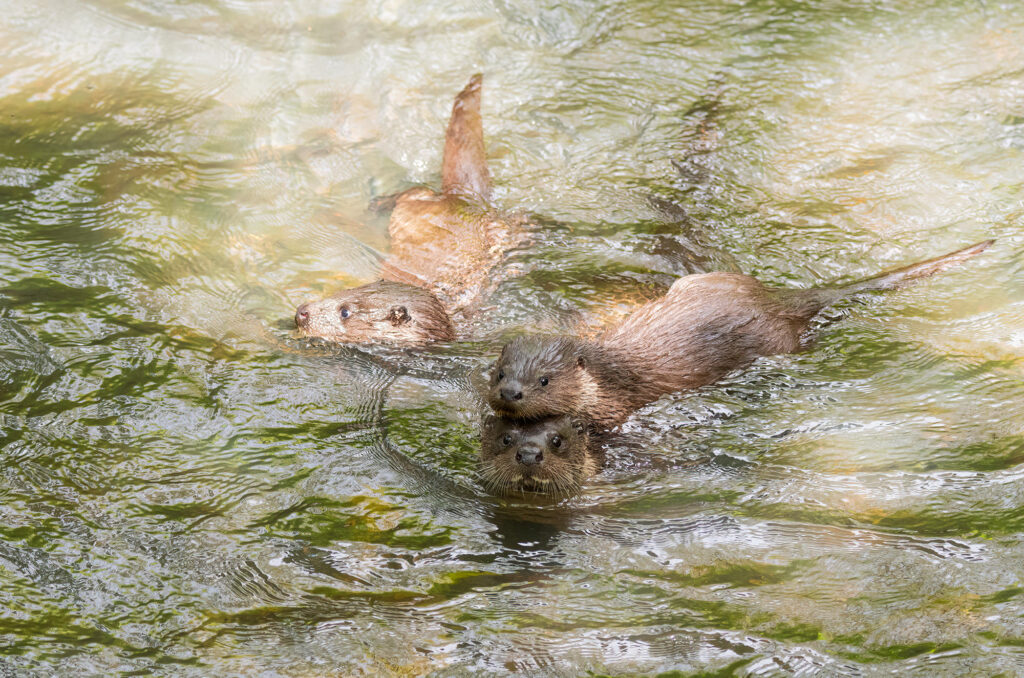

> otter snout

[
  {"left": 515, "top": 444, "right": 543, "bottom": 466},
  {"left": 499, "top": 385, "right": 524, "bottom": 402},
  {"left": 295, "top": 303, "right": 311, "bottom": 328}
]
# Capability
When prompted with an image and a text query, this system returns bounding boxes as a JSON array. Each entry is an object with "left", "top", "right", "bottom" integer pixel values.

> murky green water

[{"left": 2, "top": 0, "right": 1024, "bottom": 675}]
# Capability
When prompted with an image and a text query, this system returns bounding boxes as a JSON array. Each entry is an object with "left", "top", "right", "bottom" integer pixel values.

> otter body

[
  {"left": 380, "top": 188, "right": 521, "bottom": 317},
  {"left": 479, "top": 415, "right": 596, "bottom": 497},
  {"left": 295, "top": 74, "right": 521, "bottom": 346},
  {"left": 489, "top": 240, "right": 993, "bottom": 429}
]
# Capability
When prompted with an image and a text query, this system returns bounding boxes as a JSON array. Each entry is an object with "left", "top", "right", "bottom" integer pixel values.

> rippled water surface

[{"left": 2, "top": 0, "right": 1024, "bottom": 675}]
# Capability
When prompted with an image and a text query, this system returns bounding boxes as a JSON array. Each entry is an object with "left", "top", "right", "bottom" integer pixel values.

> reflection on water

[{"left": 1, "top": 0, "right": 1023, "bottom": 675}]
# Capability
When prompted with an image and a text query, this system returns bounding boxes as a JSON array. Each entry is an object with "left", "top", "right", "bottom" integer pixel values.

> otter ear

[
  {"left": 570, "top": 419, "right": 587, "bottom": 434},
  {"left": 388, "top": 305, "right": 411, "bottom": 326},
  {"left": 576, "top": 355, "right": 586, "bottom": 369},
  {"left": 482, "top": 414, "right": 497, "bottom": 432}
]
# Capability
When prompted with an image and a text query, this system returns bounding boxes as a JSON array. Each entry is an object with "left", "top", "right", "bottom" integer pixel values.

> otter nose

[
  {"left": 295, "top": 303, "right": 310, "bottom": 328},
  {"left": 515, "top": 445, "right": 543, "bottom": 466},
  {"left": 500, "top": 386, "right": 523, "bottom": 402}
]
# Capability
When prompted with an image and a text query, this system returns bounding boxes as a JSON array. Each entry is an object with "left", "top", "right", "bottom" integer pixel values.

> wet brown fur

[
  {"left": 293, "top": 280, "right": 455, "bottom": 345},
  {"left": 479, "top": 415, "right": 597, "bottom": 497},
  {"left": 296, "top": 74, "right": 522, "bottom": 345},
  {"left": 489, "top": 240, "right": 994, "bottom": 429}
]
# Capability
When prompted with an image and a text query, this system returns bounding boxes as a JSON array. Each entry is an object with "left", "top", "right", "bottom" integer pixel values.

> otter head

[
  {"left": 479, "top": 415, "right": 593, "bottom": 497},
  {"left": 488, "top": 336, "right": 591, "bottom": 420},
  {"left": 294, "top": 280, "right": 455, "bottom": 346}
]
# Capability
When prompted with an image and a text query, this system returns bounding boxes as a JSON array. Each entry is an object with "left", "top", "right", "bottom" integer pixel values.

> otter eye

[
  {"left": 502, "top": 434, "right": 512, "bottom": 446},
  {"left": 339, "top": 306, "right": 351, "bottom": 319},
  {"left": 497, "top": 370, "right": 504, "bottom": 381},
  {"left": 551, "top": 435, "right": 561, "bottom": 448},
  {"left": 539, "top": 376, "right": 549, "bottom": 387}
]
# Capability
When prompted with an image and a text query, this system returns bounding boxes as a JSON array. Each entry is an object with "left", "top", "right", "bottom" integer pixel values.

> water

[{"left": 1, "top": 0, "right": 1023, "bottom": 675}]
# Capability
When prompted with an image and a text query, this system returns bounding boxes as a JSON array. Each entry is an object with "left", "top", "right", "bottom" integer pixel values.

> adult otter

[
  {"left": 488, "top": 239, "right": 993, "bottom": 429},
  {"left": 293, "top": 280, "right": 455, "bottom": 344},
  {"left": 479, "top": 415, "right": 596, "bottom": 497},
  {"left": 294, "top": 74, "right": 522, "bottom": 345}
]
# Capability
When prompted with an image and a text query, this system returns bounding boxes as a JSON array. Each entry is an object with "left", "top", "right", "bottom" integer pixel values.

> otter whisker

[{"left": 479, "top": 414, "right": 594, "bottom": 498}]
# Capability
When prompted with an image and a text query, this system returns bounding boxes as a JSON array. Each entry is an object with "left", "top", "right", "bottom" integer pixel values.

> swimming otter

[
  {"left": 488, "top": 239, "right": 993, "bottom": 429},
  {"left": 293, "top": 280, "right": 455, "bottom": 345},
  {"left": 479, "top": 414, "right": 596, "bottom": 497},
  {"left": 295, "top": 74, "right": 522, "bottom": 345}
]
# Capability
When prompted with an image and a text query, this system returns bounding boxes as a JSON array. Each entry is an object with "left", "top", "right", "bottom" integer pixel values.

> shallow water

[{"left": 2, "top": 0, "right": 1024, "bottom": 675}]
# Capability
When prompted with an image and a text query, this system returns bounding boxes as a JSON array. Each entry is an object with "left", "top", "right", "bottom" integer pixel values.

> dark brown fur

[
  {"left": 295, "top": 74, "right": 521, "bottom": 345},
  {"left": 479, "top": 415, "right": 596, "bottom": 497},
  {"left": 489, "top": 240, "right": 993, "bottom": 429}
]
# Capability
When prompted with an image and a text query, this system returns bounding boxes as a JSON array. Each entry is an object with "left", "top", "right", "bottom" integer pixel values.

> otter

[
  {"left": 295, "top": 74, "right": 522, "bottom": 345},
  {"left": 479, "top": 414, "right": 597, "bottom": 497},
  {"left": 293, "top": 280, "right": 455, "bottom": 345},
  {"left": 488, "top": 239, "right": 993, "bottom": 429}
]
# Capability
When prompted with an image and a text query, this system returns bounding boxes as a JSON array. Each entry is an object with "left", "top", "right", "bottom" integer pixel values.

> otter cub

[
  {"left": 489, "top": 240, "right": 993, "bottom": 429},
  {"left": 295, "top": 74, "right": 522, "bottom": 346},
  {"left": 479, "top": 415, "right": 596, "bottom": 497}
]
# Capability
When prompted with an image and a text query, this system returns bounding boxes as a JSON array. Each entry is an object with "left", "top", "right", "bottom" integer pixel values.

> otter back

[{"left": 382, "top": 190, "right": 522, "bottom": 318}]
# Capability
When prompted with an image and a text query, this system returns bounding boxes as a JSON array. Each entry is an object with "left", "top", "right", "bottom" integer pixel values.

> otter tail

[
  {"left": 442, "top": 73, "right": 491, "bottom": 202},
  {"left": 786, "top": 239, "right": 994, "bottom": 317}
]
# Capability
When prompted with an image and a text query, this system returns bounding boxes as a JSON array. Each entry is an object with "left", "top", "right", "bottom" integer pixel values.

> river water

[{"left": 2, "top": 0, "right": 1023, "bottom": 675}]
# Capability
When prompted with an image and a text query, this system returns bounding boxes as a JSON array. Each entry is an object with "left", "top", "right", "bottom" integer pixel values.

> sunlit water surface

[{"left": 2, "top": 0, "right": 1024, "bottom": 675}]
